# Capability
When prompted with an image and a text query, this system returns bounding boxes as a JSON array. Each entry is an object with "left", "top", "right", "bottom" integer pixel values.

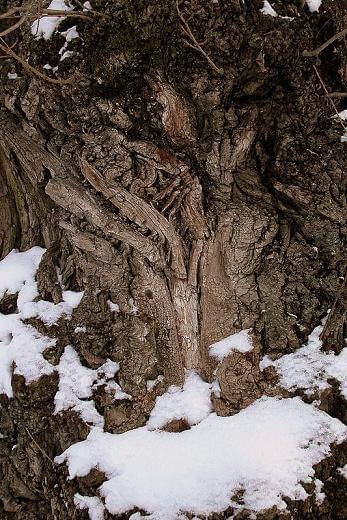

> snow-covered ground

[{"left": 58, "top": 396, "right": 345, "bottom": 520}]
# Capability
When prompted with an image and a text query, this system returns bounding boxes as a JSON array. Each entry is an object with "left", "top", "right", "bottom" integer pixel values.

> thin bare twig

[
  {"left": 328, "top": 92, "right": 347, "bottom": 99},
  {"left": 0, "top": 14, "right": 29, "bottom": 37},
  {"left": 25, "top": 427, "right": 55, "bottom": 465},
  {"left": 176, "top": 0, "right": 223, "bottom": 75},
  {"left": 303, "top": 27, "right": 347, "bottom": 57},
  {"left": 0, "top": 39, "right": 76, "bottom": 85},
  {"left": 312, "top": 65, "right": 345, "bottom": 129}
]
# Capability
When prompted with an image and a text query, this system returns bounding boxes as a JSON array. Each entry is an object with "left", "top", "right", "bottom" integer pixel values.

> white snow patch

[
  {"left": 260, "top": 1, "right": 278, "bottom": 17},
  {"left": 147, "top": 371, "right": 212, "bottom": 429},
  {"left": 55, "top": 345, "right": 105, "bottom": 428},
  {"left": 146, "top": 375, "right": 164, "bottom": 392},
  {"left": 74, "top": 326, "right": 86, "bottom": 333},
  {"left": 209, "top": 329, "right": 253, "bottom": 361},
  {"left": 58, "top": 25, "right": 79, "bottom": 61},
  {"left": 61, "top": 25, "right": 79, "bottom": 42},
  {"left": 83, "top": 1, "right": 92, "bottom": 11},
  {"left": 56, "top": 396, "right": 346, "bottom": 519},
  {"left": 314, "top": 479, "right": 325, "bottom": 505},
  {"left": 260, "top": 316, "right": 347, "bottom": 399},
  {"left": 0, "top": 313, "right": 55, "bottom": 398},
  {"left": 338, "top": 464, "right": 347, "bottom": 479},
  {"left": 19, "top": 289, "right": 84, "bottom": 326},
  {"left": 31, "top": 0, "right": 73, "bottom": 40},
  {"left": 337, "top": 110, "right": 347, "bottom": 121},
  {"left": 0, "top": 247, "right": 84, "bottom": 396},
  {"left": 107, "top": 300, "right": 120, "bottom": 313},
  {"left": 43, "top": 63, "right": 58, "bottom": 72},
  {"left": 105, "top": 380, "right": 132, "bottom": 401},
  {"left": 306, "top": 0, "right": 322, "bottom": 12},
  {"left": 74, "top": 493, "right": 105, "bottom": 520},
  {"left": 0, "top": 247, "right": 45, "bottom": 300},
  {"left": 55, "top": 349, "right": 123, "bottom": 427}
]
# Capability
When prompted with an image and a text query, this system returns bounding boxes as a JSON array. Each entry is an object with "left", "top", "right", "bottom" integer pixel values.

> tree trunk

[{"left": 0, "top": 0, "right": 346, "bottom": 519}]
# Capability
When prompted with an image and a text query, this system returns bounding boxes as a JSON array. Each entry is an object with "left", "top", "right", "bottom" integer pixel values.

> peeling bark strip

[{"left": 1, "top": 0, "right": 346, "bottom": 518}]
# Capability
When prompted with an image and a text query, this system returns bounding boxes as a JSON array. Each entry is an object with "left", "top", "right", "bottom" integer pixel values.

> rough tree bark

[{"left": 0, "top": 0, "right": 346, "bottom": 519}]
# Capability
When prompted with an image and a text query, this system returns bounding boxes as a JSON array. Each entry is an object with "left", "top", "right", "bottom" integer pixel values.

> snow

[
  {"left": 306, "top": 0, "right": 322, "bottom": 12},
  {"left": 107, "top": 300, "right": 120, "bottom": 313},
  {"left": 314, "top": 479, "right": 325, "bottom": 505},
  {"left": 43, "top": 63, "right": 58, "bottom": 72},
  {"left": 74, "top": 326, "right": 86, "bottom": 333},
  {"left": 59, "top": 25, "right": 79, "bottom": 62},
  {"left": 337, "top": 110, "right": 347, "bottom": 121},
  {"left": 0, "top": 247, "right": 45, "bottom": 299},
  {"left": 0, "top": 313, "right": 55, "bottom": 397},
  {"left": 209, "top": 329, "right": 253, "bottom": 361},
  {"left": 31, "top": 0, "right": 73, "bottom": 40},
  {"left": 338, "top": 464, "right": 347, "bottom": 479},
  {"left": 260, "top": 1, "right": 278, "bottom": 17},
  {"left": 260, "top": 316, "right": 347, "bottom": 399},
  {"left": 19, "top": 289, "right": 84, "bottom": 326},
  {"left": 104, "top": 380, "right": 132, "bottom": 401},
  {"left": 74, "top": 494, "right": 105, "bottom": 520},
  {"left": 55, "top": 348, "right": 124, "bottom": 427},
  {"left": 55, "top": 346, "right": 104, "bottom": 427},
  {"left": 147, "top": 375, "right": 164, "bottom": 392},
  {"left": 0, "top": 247, "right": 83, "bottom": 397},
  {"left": 83, "top": 1, "right": 92, "bottom": 10},
  {"left": 61, "top": 25, "right": 79, "bottom": 42},
  {"left": 147, "top": 371, "right": 212, "bottom": 429},
  {"left": 56, "top": 396, "right": 346, "bottom": 519}
]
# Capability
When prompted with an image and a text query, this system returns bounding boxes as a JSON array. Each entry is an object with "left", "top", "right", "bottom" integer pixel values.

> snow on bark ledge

[
  {"left": 56, "top": 396, "right": 346, "bottom": 520},
  {"left": 260, "top": 316, "right": 347, "bottom": 399},
  {"left": 209, "top": 329, "right": 253, "bottom": 361},
  {"left": 147, "top": 371, "right": 212, "bottom": 429}
]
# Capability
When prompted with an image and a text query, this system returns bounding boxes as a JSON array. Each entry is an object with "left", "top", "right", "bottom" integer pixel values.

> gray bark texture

[{"left": 0, "top": 0, "right": 346, "bottom": 518}]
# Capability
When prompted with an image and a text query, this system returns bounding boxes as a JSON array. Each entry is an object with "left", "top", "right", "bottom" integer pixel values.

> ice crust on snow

[
  {"left": 56, "top": 396, "right": 346, "bottom": 519},
  {"left": 31, "top": 0, "right": 73, "bottom": 40},
  {"left": 147, "top": 371, "right": 212, "bottom": 429},
  {"left": 260, "top": 316, "right": 347, "bottom": 399},
  {"left": 209, "top": 329, "right": 253, "bottom": 361}
]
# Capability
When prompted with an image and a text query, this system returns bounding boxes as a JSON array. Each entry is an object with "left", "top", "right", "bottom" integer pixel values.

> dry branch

[
  {"left": 303, "top": 27, "right": 347, "bottom": 57},
  {"left": 176, "top": 0, "right": 223, "bottom": 75},
  {"left": 312, "top": 65, "right": 346, "bottom": 128},
  {"left": 0, "top": 40, "right": 76, "bottom": 85}
]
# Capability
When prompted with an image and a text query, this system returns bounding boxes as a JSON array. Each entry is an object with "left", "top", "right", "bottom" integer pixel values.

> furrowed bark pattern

[{"left": 0, "top": 0, "right": 346, "bottom": 518}]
